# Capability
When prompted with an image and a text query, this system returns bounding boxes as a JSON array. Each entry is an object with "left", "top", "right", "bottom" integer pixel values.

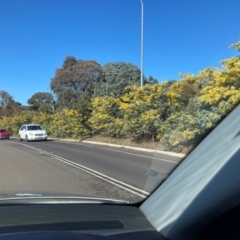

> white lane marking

[
  {"left": 9, "top": 141, "right": 149, "bottom": 198},
  {"left": 8, "top": 139, "right": 180, "bottom": 163},
  {"left": 50, "top": 141, "right": 180, "bottom": 164}
]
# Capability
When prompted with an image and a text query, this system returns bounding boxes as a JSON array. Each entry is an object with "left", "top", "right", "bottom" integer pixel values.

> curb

[{"left": 49, "top": 138, "right": 76, "bottom": 142}]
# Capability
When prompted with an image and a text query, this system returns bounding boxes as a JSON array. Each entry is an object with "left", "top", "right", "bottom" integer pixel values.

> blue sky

[{"left": 0, "top": 0, "right": 239, "bottom": 105}]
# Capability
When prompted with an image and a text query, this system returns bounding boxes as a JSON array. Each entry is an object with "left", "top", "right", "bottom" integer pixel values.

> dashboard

[{"left": 0, "top": 203, "right": 165, "bottom": 240}]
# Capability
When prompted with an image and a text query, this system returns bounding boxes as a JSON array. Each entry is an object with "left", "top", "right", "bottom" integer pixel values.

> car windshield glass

[
  {"left": 0, "top": 129, "right": 6, "bottom": 132},
  {"left": 0, "top": 0, "right": 239, "bottom": 204},
  {"left": 27, "top": 126, "right": 42, "bottom": 131}
]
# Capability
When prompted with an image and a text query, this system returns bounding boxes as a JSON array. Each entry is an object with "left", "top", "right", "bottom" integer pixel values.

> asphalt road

[{"left": 0, "top": 139, "right": 183, "bottom": 203}]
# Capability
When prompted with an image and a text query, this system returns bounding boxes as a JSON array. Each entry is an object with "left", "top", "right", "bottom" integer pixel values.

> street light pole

[{"left": 140, "top": 0, "right": 144, "bottom": 87}]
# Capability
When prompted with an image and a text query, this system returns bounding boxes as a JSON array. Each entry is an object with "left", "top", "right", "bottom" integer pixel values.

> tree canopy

[
  {"left": 94, "top": 62, "right": 142, "bottom": 97},
  {"left": 229, "top": 40, "right": 240, "bottom": 51},
  {"left": 27, "top": 92, "right": 55, "bottom": 113},
  {"left": 0, "top": 90, "right": 13, "bottom": 110},
  {"left": 0, "top": 90, "right": 21, "bottom": 116},
  {"left": 51, "top": 57, "right": 102, "bottom": 111}
]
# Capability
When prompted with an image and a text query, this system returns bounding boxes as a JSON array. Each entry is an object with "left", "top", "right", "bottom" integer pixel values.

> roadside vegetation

[{"left": 1, "top": 41, "right": 240, "bottom": 152}]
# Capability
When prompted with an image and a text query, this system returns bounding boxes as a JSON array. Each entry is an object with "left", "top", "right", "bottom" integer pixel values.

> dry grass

[{"left": 181, "top": 145, "right": 195, "bottom": 154}]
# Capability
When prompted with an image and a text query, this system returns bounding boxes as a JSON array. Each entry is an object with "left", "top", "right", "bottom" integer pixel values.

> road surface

[{"left": 0, "top": 139, "right": 183, "bottom": 203}]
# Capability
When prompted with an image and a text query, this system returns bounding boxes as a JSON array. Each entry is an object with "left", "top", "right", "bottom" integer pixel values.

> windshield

[
  {"left": 0, "top": 129, "right": 6, "bottom": 133},
  {"left": 27, "top": 126, "right": 43, "bottom": 131},
  {"left": 0, "top": 0, "right": 239, "bottom": 204}
]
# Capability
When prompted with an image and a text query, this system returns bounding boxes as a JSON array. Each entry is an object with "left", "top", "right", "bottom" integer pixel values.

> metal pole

[{"left": 140, "top": 0, "right": 144, "bottom": 87}]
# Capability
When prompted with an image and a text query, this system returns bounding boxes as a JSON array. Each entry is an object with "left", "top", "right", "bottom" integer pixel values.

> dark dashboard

[{"left": 0, "top": 204, "right": 165, "bottom": 240}]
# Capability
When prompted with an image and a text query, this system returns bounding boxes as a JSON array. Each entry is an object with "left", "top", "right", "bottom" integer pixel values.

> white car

[{"left": 19, "top": 124, "right": 48, "bottom": 142}]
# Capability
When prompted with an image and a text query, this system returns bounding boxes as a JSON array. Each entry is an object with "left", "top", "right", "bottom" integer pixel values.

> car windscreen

[
  {"left": 0, "top": 129, "right": 6, "bottom": 132},
  {"left": 0, "top": 0, "right": 239, "bottom": 205},
  {"left": 27, "top": 126, "right": 43, "bottom": 131}
]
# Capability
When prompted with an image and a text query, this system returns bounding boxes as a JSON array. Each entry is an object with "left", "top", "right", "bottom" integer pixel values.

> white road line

[
  {"left": 9, "top": 141, "right": 150, "bottom": 198},
  {"left": 52, "top": 141, "right": 180, "bottom": 164}
]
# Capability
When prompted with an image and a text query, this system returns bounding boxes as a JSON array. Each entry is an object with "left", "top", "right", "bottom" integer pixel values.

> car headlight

[{"left": 29, "top": 133, "right": 33, "bottom": 136}]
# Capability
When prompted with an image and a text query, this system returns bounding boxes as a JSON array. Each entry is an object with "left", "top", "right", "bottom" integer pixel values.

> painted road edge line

[
  {"left": 77, "top": 143, "right": 179, "bottom": 164},
  {"left": 83, "top": 140, "right": 186, "bottom": 158},
  {"left": 46, "top": 137, "right": 185, "bottom": 158},
  {"left": 46, "top": 139, "right": 180, "bottom": 164},
  {"left": 10, "top": 141, "right": 149, "bottom": 199},
  {"left": 10, "top": 137, "right": 182, "bottom": 163}
]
